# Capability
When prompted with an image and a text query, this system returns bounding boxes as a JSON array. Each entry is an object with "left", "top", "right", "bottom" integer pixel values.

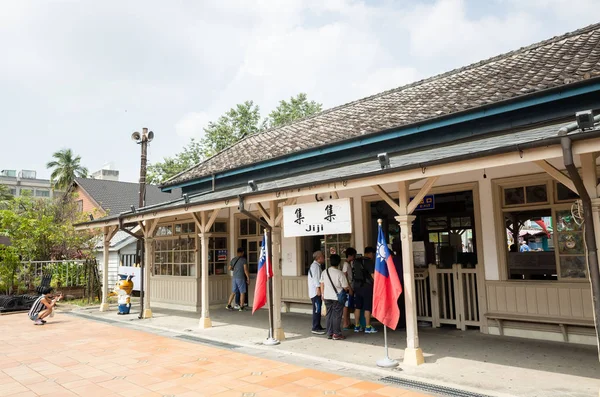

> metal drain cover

[{"left": 380, "top": 376, "right": 493, "bottom": 397}]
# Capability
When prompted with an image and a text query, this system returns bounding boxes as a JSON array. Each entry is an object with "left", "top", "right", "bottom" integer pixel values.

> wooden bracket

[
  {"left": 373, "top": 185, "right": 401, "bottom": 215},
  {"left": 407, "top": 176, "right": 439, "bottom": 215},
  {"left": 534, "top": 160, "right": 577, "bottom": 194}
]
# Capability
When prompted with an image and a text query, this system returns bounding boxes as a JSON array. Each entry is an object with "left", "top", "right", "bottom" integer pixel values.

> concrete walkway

[
  {"left": 66, "top": 303, "right": 600, "bottom": 397},
  {"left": 0, "top": 313, "right": 427, "bottom": 397}
]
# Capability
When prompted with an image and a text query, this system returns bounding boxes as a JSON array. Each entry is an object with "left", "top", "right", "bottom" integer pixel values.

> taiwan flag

[
  {"left": 373, "top": 224, "right": 403, "bottom": 329},
  {"left": 252, "top": 232, "right": 272, "bottom": 314}
]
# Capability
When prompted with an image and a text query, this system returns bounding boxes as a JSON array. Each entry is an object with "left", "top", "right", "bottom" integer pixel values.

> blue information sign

[{"left": 411, "top": 195, "right": 435, "bottom": 210}]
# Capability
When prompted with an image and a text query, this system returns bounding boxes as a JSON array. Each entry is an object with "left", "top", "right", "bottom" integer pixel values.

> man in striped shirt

[{"left": 28, "top": 287, "right": 62, "bottom": 325}]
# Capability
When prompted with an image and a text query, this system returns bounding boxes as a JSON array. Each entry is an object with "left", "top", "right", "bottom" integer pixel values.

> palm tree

[{"left": 46, "top": 149, "right": 88, "bottom": 191}]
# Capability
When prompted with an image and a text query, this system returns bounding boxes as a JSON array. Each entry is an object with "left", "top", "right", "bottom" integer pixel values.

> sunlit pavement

[{"left": 0, "top": 313, "right": 428, "bottom": 397}]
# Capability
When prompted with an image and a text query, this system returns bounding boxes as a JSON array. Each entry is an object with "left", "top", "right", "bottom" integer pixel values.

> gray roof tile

[
  {"left": 75, "top": 178, "right": 181, "bottom": 216},
  {"left": 163, "top": 23, "right": 600, "bottom": 188}
]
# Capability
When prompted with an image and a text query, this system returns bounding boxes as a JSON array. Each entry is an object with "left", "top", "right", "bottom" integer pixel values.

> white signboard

[{"left": 283, "top": 198, "right": 352, "bottom": 237}]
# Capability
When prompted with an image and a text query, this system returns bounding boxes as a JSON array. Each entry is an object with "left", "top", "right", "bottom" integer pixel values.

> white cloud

[
  {"left": 175, "top": 112, "right": 212, "bottom": 139},
  {"left": 0, "top": 0, "right": 597, "bottom": 182}
]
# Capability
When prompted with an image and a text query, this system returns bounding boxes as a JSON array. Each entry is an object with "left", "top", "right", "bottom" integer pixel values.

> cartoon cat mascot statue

[{"left": 116, "top": 274, "right": 134, "bottom": 315}]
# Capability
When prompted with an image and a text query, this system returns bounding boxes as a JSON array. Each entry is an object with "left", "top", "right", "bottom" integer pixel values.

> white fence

[
  {"left": 416, "top": 264, "right": 484, "bottom": 330},
  {"left": 19, "top": 260, "right": 89, "bottom": 288}
]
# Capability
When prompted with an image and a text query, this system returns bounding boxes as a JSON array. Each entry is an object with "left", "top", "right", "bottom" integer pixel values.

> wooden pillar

[
  {"left": 395, "top": 214, "right": 424, "bottom": 365},
  {"left": 100, "top": 227, "right": 111, "bottom": 312},
  {"left": 398, "top": 181, "right": 424, "bottom": 366},
  {"left": 199, "top": 228, "right": 212, "bottom": 328},
  {"left": 581, "top": 153, "right": 600, "bottom": 281},
  {"left": 272, "top": 225, "right": 285, "bottom": 340},
  {"left": 142, "top": 237, "right": 153, "bottom": 318}
]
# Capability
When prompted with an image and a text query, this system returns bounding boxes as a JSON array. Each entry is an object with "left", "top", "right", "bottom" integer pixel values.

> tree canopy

[
  {"left": 46, "top": 148, "right": 88, "bottom": 191},
  {"left": 148, "top": 93, "right": 322, "bottom": 184},
  {"left": 266, "top": 93, "right": 323, "bottom": 129}
]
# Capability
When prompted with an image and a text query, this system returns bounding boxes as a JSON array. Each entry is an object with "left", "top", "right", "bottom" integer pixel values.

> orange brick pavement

[{"left": 0, "top": 314, "right": 430, "bottom": 397}]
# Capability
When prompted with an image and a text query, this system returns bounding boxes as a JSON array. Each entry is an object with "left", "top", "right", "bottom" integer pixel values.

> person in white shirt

[
  {"left": 320, "top": 254, "right": 350, "bottom": 340},
  {"left": 341, "top": 247, "right": 357, "bottom": 330},
  {"left": 307, "top": 250, "right": 325, "bottom": 334}
]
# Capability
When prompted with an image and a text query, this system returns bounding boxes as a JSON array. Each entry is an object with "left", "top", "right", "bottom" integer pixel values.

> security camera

[
  {"left": 378, "top": 153, "right": 390, "bottom": 169},
  {"left": 248, "top": 180, "right": 258, "bottom": 191},
  {"left": 576, "top": 110, "right": 595, "bottom": 131}
]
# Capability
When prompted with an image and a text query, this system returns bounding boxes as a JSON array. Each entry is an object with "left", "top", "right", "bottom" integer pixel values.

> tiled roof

[
  {"left": 163, "top": 23, "right": 600, "bottom": 188},
  {"left": 75, "top": 178, "right": 181, "bottom": 216}
]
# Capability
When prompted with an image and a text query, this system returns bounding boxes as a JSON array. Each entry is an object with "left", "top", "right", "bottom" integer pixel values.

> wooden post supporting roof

[
  {"left": 100, "top": 225, "right": 119, "bottom": 312},
  {"left": 192, "top": 210, "right": 220, "bottom": 329},
  {"left": 372, "top": 177, "right": 438, "bottom": 366},
  {"left": 140, "top": 219, "right": 157, "bottom": 319}
]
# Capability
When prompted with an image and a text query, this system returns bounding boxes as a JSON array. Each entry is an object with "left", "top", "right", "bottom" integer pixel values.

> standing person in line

[
  {"left": 28, "top": 287, "right": 62, "bottom": 325},
  {"left": 353, "top": 246, "right": 378, "bottom": 334},
  {"left": 320, "top": 254, "right": 350, "bottom": 340},
  {"left": 341, "top": 247, "right": 357, "bottom": 330},
  {"left": 308, "top": 250, "right": 326, "bottom": 335},
  {"left": 226, "top": 248, "right": 250, "bottom": 312}
]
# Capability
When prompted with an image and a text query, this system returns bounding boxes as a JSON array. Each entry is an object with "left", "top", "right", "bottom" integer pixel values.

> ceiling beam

[
  {"left": 407, "top": 176, "right": 439, "bottom": 215},
  {"left": 533, "top": 160, "right": 577, "bottom": 194}
]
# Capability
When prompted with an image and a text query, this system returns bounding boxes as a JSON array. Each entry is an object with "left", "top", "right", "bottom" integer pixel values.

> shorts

[
  {"left": 232, "top": 278, "right": 247, "bottom": 294},
  {"left": 353, "top": 285, "right": 373, "bottom": 312},
  {"left": 345, "top": 294, "right": 354, "bottom": 309}
]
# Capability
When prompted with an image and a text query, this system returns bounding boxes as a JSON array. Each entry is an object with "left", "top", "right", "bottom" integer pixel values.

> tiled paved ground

[{"left": 0, "top": 314, "right": 428, "bottom": 397}]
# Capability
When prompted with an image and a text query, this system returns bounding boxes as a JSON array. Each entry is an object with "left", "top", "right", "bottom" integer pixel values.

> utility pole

[{"left": 132, "top": 128, "right": 154, "bottom": 318}]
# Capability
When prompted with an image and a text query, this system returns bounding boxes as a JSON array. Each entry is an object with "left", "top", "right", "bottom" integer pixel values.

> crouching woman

[{"left": 28, "top": 287, "right": 62, "bottom": 325}]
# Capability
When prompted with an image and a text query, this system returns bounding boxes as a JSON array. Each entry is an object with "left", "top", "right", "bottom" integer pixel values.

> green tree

[
  {"left": 46, "top": 149, "right": 88, "bottom": 191},
  {"left": 201, "top": 100, "right": 263, "bottom": 158},
  {"left": 147, "top": 138, "right": 203, "bottom": 184},
  {"left": 266, "top": 93, "right": 322, "bottom": 128},
  {"left": 0, "top": 185, "right": 13, "bottom": 205},
  {"left": 148, "top": 94, "right": 322, "bottom": 184}
]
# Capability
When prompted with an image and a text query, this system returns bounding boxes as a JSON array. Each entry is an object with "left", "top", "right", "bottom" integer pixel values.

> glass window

[
  {"left": 153, "top": 232, "right": 196, "bottom": 277},
  {"left": 156, "top": 225, "right": 173, "bottom": 237},
  {"left": 504, "top": 187, "right": 525, "bottom": 206},
  {"left": 556, "top": 210, "right": 586, "bottom": 279},
  {"left": 526, "top": 185, "right": 548, "bottom": 203},
  {"left": 556, "top": 182, "right": 579, "bottom": 202},
  {"left": 504, "top": 209, "right": 556, "bottom": 280},
  {"left": 35, "top": 190, "right": 50, "bottom": 197}
]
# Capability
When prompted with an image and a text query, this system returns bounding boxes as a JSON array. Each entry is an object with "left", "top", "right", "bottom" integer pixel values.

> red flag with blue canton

[
  {"left": 252, "top": 233, "right": 271, "bottom": 314},
  {"left": 373, "top": 224, "right": 403, "bottom": 329}
]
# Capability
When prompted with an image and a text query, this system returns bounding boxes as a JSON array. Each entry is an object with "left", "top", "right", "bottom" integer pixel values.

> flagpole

[
  {"left": 375, "top": 219, "right": 399, "bottom": 368},
  {"left": 264, "top": 228, "right": 280, "bottom": 346}
]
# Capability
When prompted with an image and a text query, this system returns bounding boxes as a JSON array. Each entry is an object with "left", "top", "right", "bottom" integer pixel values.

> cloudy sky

[{"left": 1, "top": 0, "right": 598, "bottom": 182}]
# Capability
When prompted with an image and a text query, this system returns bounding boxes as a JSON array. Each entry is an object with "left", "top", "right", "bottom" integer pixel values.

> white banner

[{"left": 283, "top": 198, "right": 352, "bottom": 237}]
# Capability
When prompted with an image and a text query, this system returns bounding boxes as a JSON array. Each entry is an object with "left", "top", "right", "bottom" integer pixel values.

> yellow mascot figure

[{"left": 116, "top": 274, "right": 134, "bottom": 315}]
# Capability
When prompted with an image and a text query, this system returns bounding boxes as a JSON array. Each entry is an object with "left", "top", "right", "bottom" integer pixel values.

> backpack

[{"left": 352, "top": 256, "right": 373, "bottom": 287}]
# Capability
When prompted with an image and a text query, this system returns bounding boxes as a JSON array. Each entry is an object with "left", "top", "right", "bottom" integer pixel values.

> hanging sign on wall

[{"left": 283, "top": 198, "right": 352, "bottom": 238}]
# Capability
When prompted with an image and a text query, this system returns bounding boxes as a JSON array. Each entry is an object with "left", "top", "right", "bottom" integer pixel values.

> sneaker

[
  {"left": 33, "top": 320, "right": 44, "bottom": 326},
  {"left": 311, "top": 329, "right": 326, "bottom": 335},
  {"left": 233, "top": 305, "right": 240, "bottom": 310},
  {"left": 364, "top": 326, "right": 378, "bottom": 334},
  {"left": 41, "top": 319, "right": 47, "bottom": 324},
  {"left": 353, "top": 325, "right": 363, "bottom": 333},
  {"left": 327, "top": 335, "right": 333, "bottom": 339},
  {"left": 226, "top": 305, "right": 233, "bottom": 311},
  {"left": 333, "top": 334, "right": 346, "bottom": 340},
  {"left": 238, "top": 306, "right": 245, "bottom": 312}
]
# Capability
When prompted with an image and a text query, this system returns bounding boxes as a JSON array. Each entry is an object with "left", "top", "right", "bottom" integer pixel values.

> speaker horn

[{"left": 131, "top": 131, "right": 141, "bottom": 142}]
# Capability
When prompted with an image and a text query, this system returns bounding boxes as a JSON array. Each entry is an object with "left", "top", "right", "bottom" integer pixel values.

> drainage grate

[
  {"left": 380, "top": 376, "right": 493, "bottom": 397},
  {"left": 175, "top": 334, "right": 239, "bottom": 350}
]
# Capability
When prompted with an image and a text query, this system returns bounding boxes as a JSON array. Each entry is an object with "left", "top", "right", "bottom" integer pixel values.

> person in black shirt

[{"left": 353, "top": 246, "right": 378, "bottom": 334}]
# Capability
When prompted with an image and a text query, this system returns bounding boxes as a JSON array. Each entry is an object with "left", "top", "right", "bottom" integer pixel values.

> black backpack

[{"left": 352, "top": 256, "right": 373, "bottom": 287}]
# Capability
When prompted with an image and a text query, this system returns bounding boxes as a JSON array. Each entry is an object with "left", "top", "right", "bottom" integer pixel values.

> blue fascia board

[{"left": 162, "top": 82, "right": 600, "bottom": 192}]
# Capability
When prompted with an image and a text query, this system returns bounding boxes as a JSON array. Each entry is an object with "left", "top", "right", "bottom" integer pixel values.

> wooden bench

[
  {"left": 485, "top": 312, "right": 594, "bottom": 342},
  {"left": 281, "top": 298, "right": 311, "bottom": 312}
]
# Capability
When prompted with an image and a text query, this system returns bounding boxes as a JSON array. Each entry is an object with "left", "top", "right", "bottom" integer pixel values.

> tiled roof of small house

[{"left": 163, "top": 23, "right": 600, "bottom": 188}]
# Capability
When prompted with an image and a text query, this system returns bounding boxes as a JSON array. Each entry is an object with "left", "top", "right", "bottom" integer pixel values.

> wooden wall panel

[{"left": 486, "top": 281, "right": 592, "bottom": 320}]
